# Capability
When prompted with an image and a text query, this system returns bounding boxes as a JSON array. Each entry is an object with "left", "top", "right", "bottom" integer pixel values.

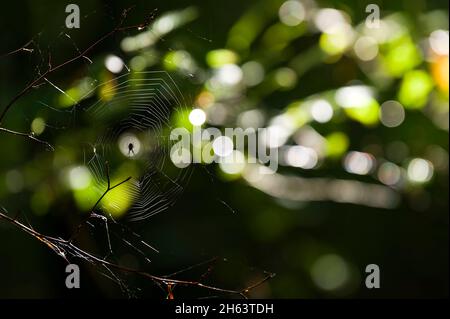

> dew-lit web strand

[
  {"left": 90, "top": 97, "right": 169, "bottom": 132},
  {"left": 125, "top": 167, "right": 188, "bottom": 221},
  {"left": 111, "top": 216, "right": 160, "bottom": 254},
  {"left": 100, "top": 79, "right": 179, "bottom": 137},
  {"left": 84, "top": 218, "right": 156, "bottom": 265},
  {"left": 87, "top": 83, "right": 173, "bottom": 126},
  {"left": 84, "top": 208, "right": 160, "bottom": 258},
  {"left": 89, "top": 82, "right": 179, "bottom": 124},
  {"left": 88, "top": 79, "right": 185, "bottom": 122},
  {"left": 121, "top": 237, "right": 153, "bottom": 264},
  {"left": 81, "top": 71, "right": 186, "bottom": 100},
  {"left": 128, "top": 169, "right": 189, "bottom": 221}
]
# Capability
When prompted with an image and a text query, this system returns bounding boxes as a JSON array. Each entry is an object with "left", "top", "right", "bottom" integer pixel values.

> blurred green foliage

[{"left": 0, "top": 0, "right": 448, "bottom": 298}]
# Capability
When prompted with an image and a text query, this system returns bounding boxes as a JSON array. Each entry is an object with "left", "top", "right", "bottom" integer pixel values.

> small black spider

[{"left": 128, "top": 142, "right": 135, "bottom": 156}]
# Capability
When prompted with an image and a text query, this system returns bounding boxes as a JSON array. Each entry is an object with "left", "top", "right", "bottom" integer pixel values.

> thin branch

[
  {"left": 0, "top": 209, "right": 68, "bottom": 262},
  {"left": 0, "top": 208, "right": 274, "bottom": 298},
  {"left": 0, "top": 40, "right": 34, "bottom": 58},
  {"left": 0, "top": 127, "right": 54, "bottom": 151}
]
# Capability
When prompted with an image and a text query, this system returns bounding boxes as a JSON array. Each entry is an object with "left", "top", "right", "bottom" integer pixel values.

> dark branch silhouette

[
  {"left": 70, "top": 161, "right": 131, "bottom": 242},
  {"left": 0, "top": 172, "right": 275, "bottom": 298}
]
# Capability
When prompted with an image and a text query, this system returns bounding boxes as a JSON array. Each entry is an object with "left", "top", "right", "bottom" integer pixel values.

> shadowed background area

[{"left": 0, "top": 0, "right": 448, "bottom": 298}]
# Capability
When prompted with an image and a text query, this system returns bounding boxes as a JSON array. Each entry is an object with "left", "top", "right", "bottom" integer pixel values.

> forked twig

[{"left": 70, "top": 161, "right": 131, "bottom": 242}]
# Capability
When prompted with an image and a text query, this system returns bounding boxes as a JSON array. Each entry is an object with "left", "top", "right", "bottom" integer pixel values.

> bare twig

[
  {"left": 0, "top": 40, "right": 34, "bottom": 58},
  {"left": 0, "top": 127, "right": 54, "bottom": 151},
  {"left": 0, "top": 208, "right": 275, "bottom": 298}
]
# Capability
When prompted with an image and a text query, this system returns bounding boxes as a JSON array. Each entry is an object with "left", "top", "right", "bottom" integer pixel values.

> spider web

[{"left": 82, "top": 71, "right": 193, "bottom": 222}]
